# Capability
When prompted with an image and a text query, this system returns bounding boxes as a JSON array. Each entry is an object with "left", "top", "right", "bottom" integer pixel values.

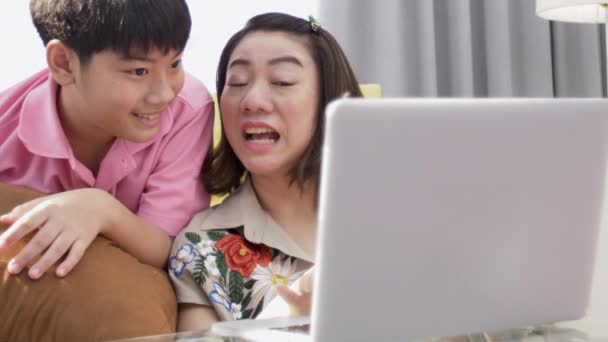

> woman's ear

[{"left": 46, "top": 39, "right": 77, "bottom": 86}]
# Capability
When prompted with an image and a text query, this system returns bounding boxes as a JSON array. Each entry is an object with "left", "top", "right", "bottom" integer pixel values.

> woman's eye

[
  {"left": 170, "top": 60, "right": 182, "bottom": 69},
  {"left": 227, "top": 82, "right": 247, "bottom": 87},
  {"left": 273, "top": 81, "right": 294, "bottom": 87},
  {"left": 130, "top": 68, "right": 148, "bottom": 76}
]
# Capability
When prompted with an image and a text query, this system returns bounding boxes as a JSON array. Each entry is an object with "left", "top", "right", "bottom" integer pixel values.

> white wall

[{"left": 0, "top": 1, "right": 319, "bottom": 91}]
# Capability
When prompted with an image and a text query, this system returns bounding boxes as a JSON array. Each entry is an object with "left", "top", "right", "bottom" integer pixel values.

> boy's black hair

[
  {"left": 30, "top": 0, "right": 191, "bottom": 64},
  {"left": 204, "top": 12, "right": 363, "bottom": 196}
]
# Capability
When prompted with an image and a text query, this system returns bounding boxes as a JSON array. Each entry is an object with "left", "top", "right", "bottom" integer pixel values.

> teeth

[
  {"left": 135, "top": 113, "right": 160, "bottom": 120},
  {"left": 249, "top": 138, "right": 276, "bottom": 144},
  {"left": 245, "top": 127, "right": 275, "bottom": 134}
]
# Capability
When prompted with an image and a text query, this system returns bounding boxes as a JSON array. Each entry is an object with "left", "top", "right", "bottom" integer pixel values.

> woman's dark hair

[
  {"left": 30, "top": 0, "right": 191, "bottom": 65},
  {"left": 204, "top": 12, "right": 363, "bottom": 196}
]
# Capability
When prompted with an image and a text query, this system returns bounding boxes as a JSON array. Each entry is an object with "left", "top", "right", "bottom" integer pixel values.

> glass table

[{"left": 111, "top": 316, "right": 608, "bottom": 342}]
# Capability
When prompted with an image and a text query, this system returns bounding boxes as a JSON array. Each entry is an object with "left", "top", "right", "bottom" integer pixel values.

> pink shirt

[{"left": 0, "top": 69, "right": 213, "bottom": 236}]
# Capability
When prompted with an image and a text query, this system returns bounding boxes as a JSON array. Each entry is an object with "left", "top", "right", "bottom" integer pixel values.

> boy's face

[{"left": 63, "top": 47, "right": 185, "bottom": 143}]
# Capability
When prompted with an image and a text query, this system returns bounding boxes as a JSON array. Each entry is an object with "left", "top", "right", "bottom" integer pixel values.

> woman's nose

[{"left": 239, "top": 84, "right": 273, "bottom": 114}]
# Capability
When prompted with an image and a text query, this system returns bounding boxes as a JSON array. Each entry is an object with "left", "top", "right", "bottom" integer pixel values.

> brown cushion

[{"left": 0, "top": 184, "right": 177, "bottom": 341}]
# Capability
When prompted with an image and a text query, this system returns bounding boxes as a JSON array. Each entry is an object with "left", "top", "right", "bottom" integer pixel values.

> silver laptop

[{"left": 312, "top": 98, "right": 608, "bottom": 342}]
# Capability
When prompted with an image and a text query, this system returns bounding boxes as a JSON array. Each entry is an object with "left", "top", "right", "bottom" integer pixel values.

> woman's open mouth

[{"left": 243, "top": 127, "right": 280, "bottom": 144}]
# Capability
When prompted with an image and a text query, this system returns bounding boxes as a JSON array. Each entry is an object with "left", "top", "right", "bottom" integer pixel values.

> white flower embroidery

[
  {"left": 204, "top": 255, "right": 221, "bottom": 277},
  {"left": 169, "top": 243, "right": 197, "bottom": 277},
  {"left": 230, "top": 303, "right": 243, "bottom": 320},
  {"left": 209, "top": 282, "right": 232, "bottom": 311},
  {"left": 196, "top": 240, "right": 215, "bottom": 256},
  {"left": 250, "top": 256, "right": 304, "bottom": 308}
]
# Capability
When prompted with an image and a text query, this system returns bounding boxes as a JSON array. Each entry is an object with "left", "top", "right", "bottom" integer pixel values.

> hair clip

[{"left": 308, "top": 15, "right": 321, "bottom": 32}]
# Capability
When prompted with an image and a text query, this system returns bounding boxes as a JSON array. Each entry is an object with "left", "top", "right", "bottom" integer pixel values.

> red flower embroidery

[{"left": 215, "top": 234, "right": 272, "bottom": 277}]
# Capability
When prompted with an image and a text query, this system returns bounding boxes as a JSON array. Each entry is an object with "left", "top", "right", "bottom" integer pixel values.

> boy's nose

[
  {"left": 239, "top": 84, "right": 273, "bottom": 114},
  {"left": 147, "top": 75, "right": 178, "bottom": 106}
]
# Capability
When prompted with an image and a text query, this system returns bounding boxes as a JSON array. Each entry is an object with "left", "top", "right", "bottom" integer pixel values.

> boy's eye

[
  {"left": 130, "top": 68, "right": 148, "bottom": 76},
  {"left": 170, "top": 60, "right": 182, "bottom": 69}
]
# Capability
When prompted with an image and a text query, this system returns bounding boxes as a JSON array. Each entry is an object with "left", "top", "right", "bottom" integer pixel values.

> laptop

[
  {"left": 211, "top": 98, "right": 608, "bottom": 342},
  {"left": 312, "top": 98, "right": 608, "bottom": 342}
]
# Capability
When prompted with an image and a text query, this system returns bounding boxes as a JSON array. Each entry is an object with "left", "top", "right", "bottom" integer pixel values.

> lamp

[
  {"left": 536, "top": 0, "right": 608, "bottom": 82},
  {"left": 536, "top": 0, "right": 608, "bottom": 23}
]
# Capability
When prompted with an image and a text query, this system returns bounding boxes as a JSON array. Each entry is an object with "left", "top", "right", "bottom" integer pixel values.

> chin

[
  {"left": 243, "top": 161, "right": 290, "bottom": 179},
  {"left": 122, "top": 131, "right": 159, "bottom": 143}
]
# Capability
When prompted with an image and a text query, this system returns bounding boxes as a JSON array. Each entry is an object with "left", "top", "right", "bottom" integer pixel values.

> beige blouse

[{"left": 168, "top": 179, "right": 314, "bottom": 321}]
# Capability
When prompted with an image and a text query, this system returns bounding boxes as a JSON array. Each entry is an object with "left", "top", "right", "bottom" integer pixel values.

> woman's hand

[
  {"left": 276, "top": 267, "right": 315, "bottom": 316},
  {"left": 0, "top": 188, "right": 116, "bottom": 279}
]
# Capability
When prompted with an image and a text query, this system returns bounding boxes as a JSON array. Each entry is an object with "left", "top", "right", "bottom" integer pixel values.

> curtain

[{"left": 320, "top": 0, "right": 605, "bottom": 97}]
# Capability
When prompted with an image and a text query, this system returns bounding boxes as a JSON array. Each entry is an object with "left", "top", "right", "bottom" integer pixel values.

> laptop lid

[{"left": 312, "top": 98, "right": 608, "bottom": 342}]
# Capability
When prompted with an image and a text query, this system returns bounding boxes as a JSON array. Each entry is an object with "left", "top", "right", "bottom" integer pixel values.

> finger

[
  {"left": 6, "top": 219, "right": 62, "bottom": 275},
  {"left": 28, "top": 231, "right": 75, "bottom": 279},
  {"left": 299, "top": 269, "right": 315, "bottom": 293},
  {"left": 56, "top": 239, "right": 87, "bottom": 278},
  {"left": 0, "top": 214, "right": 12, "bottom": 224},
  {"left": 0, "top": 203, "right": 53, "bottom": 249},
  {"left": 276, "top": 284, "right": 302, "bottom": 306},
  {"left": 0, "top": 197, "right": 46, "bottom": 223},
  {"left": 277, "top": 284, "right": 312, "bottom": 316}
]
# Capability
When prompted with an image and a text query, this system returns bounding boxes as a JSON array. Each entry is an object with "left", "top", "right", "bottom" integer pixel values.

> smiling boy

[{"left": 0, "top": 0, "right": 213, "bottom": 279}]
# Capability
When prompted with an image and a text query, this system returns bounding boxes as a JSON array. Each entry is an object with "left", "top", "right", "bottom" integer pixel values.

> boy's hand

[
  {"left": 276, "top": 267, "right": 315, "bottom": 316},
  {"left": 0, "top": 188, "right": 115, "bottom": 279}
]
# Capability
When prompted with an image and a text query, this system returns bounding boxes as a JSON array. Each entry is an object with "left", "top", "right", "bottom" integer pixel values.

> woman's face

[{"left": 220, "top": 31, "right": 319, "bottom": 179}]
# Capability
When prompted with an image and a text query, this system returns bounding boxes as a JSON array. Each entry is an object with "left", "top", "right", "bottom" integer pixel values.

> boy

[{"left": 0, "top": 0, "right": 212, "bottom": 279}]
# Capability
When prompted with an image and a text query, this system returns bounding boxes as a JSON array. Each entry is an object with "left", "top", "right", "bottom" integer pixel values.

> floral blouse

[{"left": 168, "top": 179, "right": 314, "bottom": 321}]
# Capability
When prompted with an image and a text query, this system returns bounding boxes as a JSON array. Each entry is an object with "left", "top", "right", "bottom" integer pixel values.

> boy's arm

[
  {"left": 0, "top": 188, "right": 171, "bottom": 277},
  {"left": 104, "top": 197, "right": 173, "bottom": 267},
  {"left": 0, "top": 183, "right": 171, "bottom": 269}
]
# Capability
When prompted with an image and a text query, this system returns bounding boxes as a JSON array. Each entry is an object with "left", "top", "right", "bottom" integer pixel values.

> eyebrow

[
  {"left": 228, "top": 56, "right": 304, "bottom": 69},
  {"left": 119, "top": 49, "right": 183, "bottom": 62}
]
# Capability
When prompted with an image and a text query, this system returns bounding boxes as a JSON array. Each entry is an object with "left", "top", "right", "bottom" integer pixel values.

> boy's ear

[{"left": 46, "top": 40, "right": 78, "bottom": 86}]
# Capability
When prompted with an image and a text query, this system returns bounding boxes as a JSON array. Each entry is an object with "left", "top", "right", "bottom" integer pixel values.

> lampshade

[{"left": 536, "top": 0, "right": 608, "bottom": 23}]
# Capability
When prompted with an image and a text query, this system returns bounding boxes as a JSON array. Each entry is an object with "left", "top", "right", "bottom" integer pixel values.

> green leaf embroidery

[
  {"left": 216, "top": 253, "right": 228, "bottom": 283},
  {"left": 240, "top": 291, "right": 252, "bottom": 310},
  {"left": 193, "top": 256, "right": 207, "bottom": 286},
  {"left": 207, "top": 231, "right": 226, "bottom": 241},
  {"left": 243, "top": 279, "right": 256, "bottom": 290},
  {"left": 185, "top": 232, "right": 202, "bottom": 245},
  {"left": 241, "top": 309, "right": 254, "bottom": 320},
  {"left": 229, "top": 271, "right": 244, "bottom": 304},
  {"left": 252, "top": 299, "right": 264, "bottom": 319}
]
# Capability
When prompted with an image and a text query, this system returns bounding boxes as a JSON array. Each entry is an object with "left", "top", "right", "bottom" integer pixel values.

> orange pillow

[{"left": 0, "top": 184, "right": 177, "bottom": 341}]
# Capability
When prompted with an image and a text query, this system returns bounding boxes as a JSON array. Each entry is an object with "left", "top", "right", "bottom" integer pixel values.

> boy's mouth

[{"left": 133, "top": 112, "right": 161, "bottom": 120}]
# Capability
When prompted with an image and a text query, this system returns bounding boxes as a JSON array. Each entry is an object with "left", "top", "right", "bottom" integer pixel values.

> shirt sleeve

[
  {"left": 168, "top": 218, "right": 244, "bottom": 321},
  {"left": 137, "top": 94, "right": 214, "bottom": 236},
  {"left": 169, "top": 215, "right": 213, "bottom": 306}
]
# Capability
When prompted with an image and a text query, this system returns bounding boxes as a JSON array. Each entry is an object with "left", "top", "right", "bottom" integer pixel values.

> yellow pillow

[
  {"left": 359, "top": 84, "right": 382, "bottom": 98},
  {"left": 0, "top": 185, "right": 177, "bottom": 341}
]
